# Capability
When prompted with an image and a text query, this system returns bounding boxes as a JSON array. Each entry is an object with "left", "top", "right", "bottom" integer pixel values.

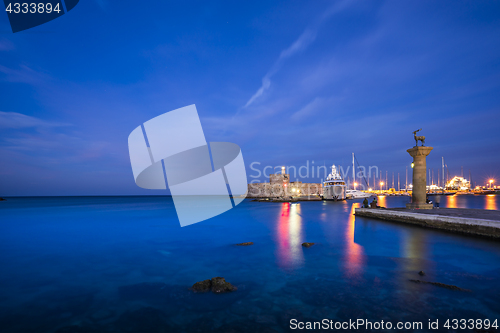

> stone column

[{"left": 406, "top": 146, "right": 433, "bottom": 209}]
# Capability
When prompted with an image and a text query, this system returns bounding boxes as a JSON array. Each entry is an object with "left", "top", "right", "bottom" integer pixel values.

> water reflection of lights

[
  {"left": 485, "top": 195, "right": 497, "bottom": 210},
  {"left": 400, "top": 228, "right": 432, "bottom": 291},
  {"left": 276, "top": 202, "right": 304, "bottom": 268},
  {"left": 342, "top": 199, "right": 349, "bottom": 212},
  {"left": 447, "top": 195, "right": 457, "bottom": 208},
  {"left": 343, "top": 203, "right": 365, "bottom": 278},
  {"left": 377, "top": 195, "right": 386, "bottom": 207},
  {"left": 401, "top": 230, "right": 428, "bottom": 263}
]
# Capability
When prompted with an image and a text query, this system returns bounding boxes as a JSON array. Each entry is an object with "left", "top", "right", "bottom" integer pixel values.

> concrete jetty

[{"left": 355, "top": 208, "right": 500, "bottom": 239}]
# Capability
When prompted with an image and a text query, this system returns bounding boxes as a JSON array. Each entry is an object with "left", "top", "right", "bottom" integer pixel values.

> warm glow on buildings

[{"left": 446, "top": 176, "right": 470, "bottom": 191}]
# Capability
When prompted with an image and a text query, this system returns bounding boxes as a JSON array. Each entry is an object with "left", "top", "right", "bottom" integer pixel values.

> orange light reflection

[
  {"left": 276, "top": 203, "right": 304, "bottom": 269},
  {"left": 485, "top": 195, "right": 497, "bottom": 210},
  {"left": 447, "top": 195, "right": 457, "bottom": 208},
  {"left": 343, "top": 203, "right": 365, "bottom": 278},
  {"left": 377, "top": 195, "right": 386, "bottom": 208}
]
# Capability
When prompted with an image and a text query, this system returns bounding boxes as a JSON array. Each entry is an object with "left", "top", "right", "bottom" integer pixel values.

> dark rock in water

[
  {"left": 191, "top": 279, "right": 212, "bottom": 293},
  {"left": 191, "top": 277, "right": 236, "bottom": 293},
  {"left": 236, "top": 242, "right": 254, "bottom": 246},
  {"left": 302, "top": 242, "right": 315, "bottom": 247},
  {"left": 409, "top": 279, "right": 471, "bottom": 292},
  {"left": 211, "top": 277, "right": 237, "bottom": 293},
  {"left": 418, "top": 270, "right": 425, "bottom": 276},
  {"left": 0, "top": 198, "right": 5, "bottom": 201}
]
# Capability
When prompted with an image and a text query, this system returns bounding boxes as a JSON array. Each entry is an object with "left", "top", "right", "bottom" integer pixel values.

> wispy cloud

[
  {"left": 243, "top": 0, "right": 352, "bottom": 108},
  {"left": 290, "top": 97, "right": 339, "bottom": 122},
  {"left": 244, "top": 29, "right": 316, "bottom": 108},
  {"left": 0, "top": 111, "right": 70, "bottom": 129},
  {"left": 0, "top": 65, "right": 50, "bottom": 84}
]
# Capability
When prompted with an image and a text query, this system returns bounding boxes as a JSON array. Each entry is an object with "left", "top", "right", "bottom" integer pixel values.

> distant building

[
  {"left": 446, "top": 176, "right": 470, "bottom": 190},
  {"left": 247, "top": 166, "right": 322, "bottom": 198},
  {"left": 269, "top": 166, "right": 290, "bottom": 185}
]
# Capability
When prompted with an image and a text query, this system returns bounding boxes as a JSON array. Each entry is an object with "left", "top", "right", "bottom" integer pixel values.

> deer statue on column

[{"left": 413, "top": 129, "right": 425, "bottom": 146}]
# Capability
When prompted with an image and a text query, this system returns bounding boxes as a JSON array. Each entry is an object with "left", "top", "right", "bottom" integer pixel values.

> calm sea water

[{"left": 0, "top": 195, "right": 499, "bottom": 332}]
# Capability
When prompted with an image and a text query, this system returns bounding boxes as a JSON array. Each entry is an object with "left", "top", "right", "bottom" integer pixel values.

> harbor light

[
  {"left": 354, "top": 182, "right": 358, "bottom": 189},
  {"left": 490, "top": 179, "right": 494, "bottom": 188},
  {"left": 380, "top": 181, "right": 384, "bottom": 191}
]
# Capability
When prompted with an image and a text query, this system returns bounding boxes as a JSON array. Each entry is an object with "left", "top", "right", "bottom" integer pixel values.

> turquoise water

[{"left": 0, "top": 195, "right": 499, "bottom": 332}]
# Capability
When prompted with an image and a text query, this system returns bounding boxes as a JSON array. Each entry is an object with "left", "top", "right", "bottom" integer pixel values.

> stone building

[{"left": 247, "top": 167, "right": 322, "bottom": 198}]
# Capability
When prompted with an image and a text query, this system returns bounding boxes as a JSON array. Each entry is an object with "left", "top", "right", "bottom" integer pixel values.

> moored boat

[
  {"left": 346, "top": 189, "right": 372, "bottom": 199},
  {"left": 474, "top": 189, "right": 496, "bottom": 195},
  {"left": 322, "top": 165, "right": 346, "bottom": 201}
]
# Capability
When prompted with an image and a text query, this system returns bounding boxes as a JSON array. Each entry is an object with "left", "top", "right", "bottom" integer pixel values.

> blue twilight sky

[{"left": 0, "top": 0, "right": 499, "bottom": 196}]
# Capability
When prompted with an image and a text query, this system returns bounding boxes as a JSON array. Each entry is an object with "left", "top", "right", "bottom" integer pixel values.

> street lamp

[
  {"left": 354, "top": 182, "right": 358, "bottom": 190},
  {"left": 490, "top": 179, "right": 494, "bottom": 189},
  {"left": 380, "top": 181, "right": 384, "bottom": 192}
]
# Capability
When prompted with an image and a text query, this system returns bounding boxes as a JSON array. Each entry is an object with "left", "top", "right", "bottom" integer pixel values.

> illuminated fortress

[{"left": 247, "top": 166, "right": 322, "bottom": 198}]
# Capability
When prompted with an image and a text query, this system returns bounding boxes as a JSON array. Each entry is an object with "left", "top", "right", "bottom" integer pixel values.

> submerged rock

[
  {"left": 191, "top": 279, "right": 212, "bottom": 292},
  {"left": 236, "top": 242, "right": 254, "bottom": 246},
  {"left": 418, "top": 270, "right": 425, "bottom": 276},
  {"left": 211, "top": 277, "right": 237, "bottom": 293},
  {"left": 191, "top": 277, "right": 237, "bottom": 293},
  {"left": 302, "top": 242, "right": 315, "bottom": 247},
  {"left": 409, "top": 279, "right": 471, "bottom": 292}
]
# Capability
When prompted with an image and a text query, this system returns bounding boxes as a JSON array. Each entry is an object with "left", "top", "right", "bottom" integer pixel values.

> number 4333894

[{"left": 6, "top": 3, "right": 61, "bottom": 14}]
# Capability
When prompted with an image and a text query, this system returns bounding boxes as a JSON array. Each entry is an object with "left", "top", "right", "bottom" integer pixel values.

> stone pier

[{"left": 355, "top": 208, "right": 500, "bottom": 239}]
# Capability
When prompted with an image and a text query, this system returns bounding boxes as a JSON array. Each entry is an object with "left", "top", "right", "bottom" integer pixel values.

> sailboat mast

[
  {"left": 442, "top": 157, "right": 445, "bottom": 189},
  {"left": 406, "top": 166, "right": 408, "bottom": 192},
  {"left": 352, "top": 153, "right": 355, "bottom": 189}
]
